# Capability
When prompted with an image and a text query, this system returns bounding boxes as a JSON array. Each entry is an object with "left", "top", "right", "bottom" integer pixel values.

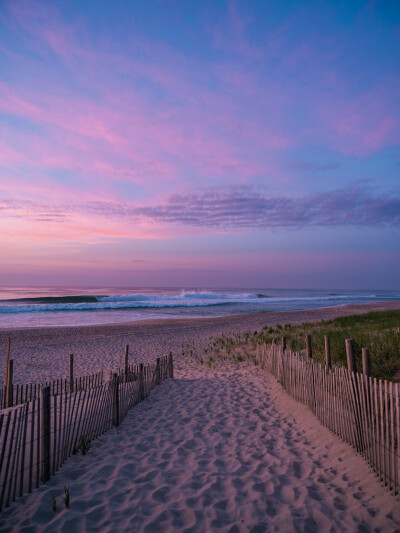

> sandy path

[{"left": 1, "top": 358, "right": 398, "bottom": 532}]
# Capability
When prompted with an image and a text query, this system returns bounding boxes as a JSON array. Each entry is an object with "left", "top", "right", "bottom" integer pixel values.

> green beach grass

[{"left": 203, "top": 310, "right": 400, "bottom": 381}]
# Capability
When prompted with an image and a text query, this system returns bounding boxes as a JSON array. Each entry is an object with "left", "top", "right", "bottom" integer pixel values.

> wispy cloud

[
  {"left": 100, "top": 187, "right": 400, "bottom": 229},
  {"left": 0, "top": 0, "right": 399, "bottom": 286},
  {"left": 3, "top": 0, "right": 93, "bottom": 62},
  {"left": 316, "top": 84, "right": 400, "bottom": 155},
  {"left": 2, "top": 187, "right": 399, "bottom": 235}
]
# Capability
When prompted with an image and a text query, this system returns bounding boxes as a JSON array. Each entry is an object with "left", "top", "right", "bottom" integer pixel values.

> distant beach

[{"left": 2, "top": 300, "right": 400, "bottom": 385}]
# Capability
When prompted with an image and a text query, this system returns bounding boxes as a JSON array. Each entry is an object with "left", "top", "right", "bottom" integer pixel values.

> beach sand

[
  {"left": 1, "top": 300, "right": 400, "bottom": 386},
  {"left": 1, "top": 301, "right": 400, "bottom": 531}
]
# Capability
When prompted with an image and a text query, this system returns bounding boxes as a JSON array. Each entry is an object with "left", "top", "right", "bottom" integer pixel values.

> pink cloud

[
  {"left": 4, "top": 0, "right": 93, "bottom": 62},
  {"left": 1, "top": 185, "right": 398, "bottom": 253},
  {"left": 0, "top": 70, "right": 290, "bottom": 199},
  {"left": 317, "top": 84, "right": 400, "bottom": 155},
  {"left": 1, "top": 0, "right": 297, "bottom": 199},
  {"left": 209, "top": 1, "right": 265, "bottom": 62},
  {"left": 1, "top": 0, "right": 398, "bottom": 266}
]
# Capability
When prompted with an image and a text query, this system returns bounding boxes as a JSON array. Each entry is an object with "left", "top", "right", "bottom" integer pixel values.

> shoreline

[
  {"left": 1, "top": 299, "right": 400, "bottom": 333},
  {"left": 1, "top": 300, "right": 400, "bottom": 386}
]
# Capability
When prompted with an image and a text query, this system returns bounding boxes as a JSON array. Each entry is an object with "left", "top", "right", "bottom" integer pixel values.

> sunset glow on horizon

[{"left": 0, "top": 0, "right": 399, "bottom": 289}]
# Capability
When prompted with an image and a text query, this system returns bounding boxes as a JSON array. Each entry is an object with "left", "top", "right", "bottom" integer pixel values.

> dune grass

[{"left": 204, "top": 310, "right": 400, "bottom": 381}]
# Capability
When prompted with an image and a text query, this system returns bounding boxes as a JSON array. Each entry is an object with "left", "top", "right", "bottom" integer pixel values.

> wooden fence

[
  {"left": 0, "top": 354, "right": 173, "bottom": 512},
  {"left": 256, "top": 342, "right": 400, "bottom": 495},
  {"left": 0, "top": 372, "right": 104, "bottom": 411},
  {"left": 1, "top": 341, "right": 173, "bottom": 411}
]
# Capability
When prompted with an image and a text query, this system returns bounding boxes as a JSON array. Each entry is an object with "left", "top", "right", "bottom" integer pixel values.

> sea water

[{"left": 0, "top": 286, "right": 399, "bottom": 329}]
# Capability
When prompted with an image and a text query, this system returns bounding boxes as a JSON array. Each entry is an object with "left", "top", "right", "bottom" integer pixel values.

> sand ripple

[{"left": 1, "top": 359, "right": 399, "bottom": 532}]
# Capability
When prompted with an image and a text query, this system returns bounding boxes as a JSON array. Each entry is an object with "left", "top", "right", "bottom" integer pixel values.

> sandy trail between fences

[{"left": 1, "top": 357, "right": 399, "bottom": 533}]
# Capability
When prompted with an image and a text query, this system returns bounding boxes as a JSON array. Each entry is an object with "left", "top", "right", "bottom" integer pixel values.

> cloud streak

[
  {"left": 0, "top": 1, "right": 399, "bottom": 286},
  {"left": 82, "top": 187, "right": 400, "bottom": 229},
  {"left": 1, "top": 187, "right": 399, "bottom": 235}
]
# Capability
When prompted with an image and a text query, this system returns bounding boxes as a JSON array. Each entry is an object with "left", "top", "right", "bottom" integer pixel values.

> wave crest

[{"left": 0, "top": 291, "right": 384, "bottom": 315}]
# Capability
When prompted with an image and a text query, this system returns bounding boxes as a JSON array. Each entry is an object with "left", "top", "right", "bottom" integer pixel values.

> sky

[{"left": 0, "top": 0, "right": 399, "bottom": 289}]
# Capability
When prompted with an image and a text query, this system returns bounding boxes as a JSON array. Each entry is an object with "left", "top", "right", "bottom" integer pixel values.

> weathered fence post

[
  {"left": 169, "top": 352, "right": 174, "bottom": 378},
  {"left": 361, "top": 347, "right": 371, "bottom": 453},
  {"left": 5, "top": 358, "right": 13, "bottom": 408},
  {"left": 156, "top": 358, "right": 161, "bottom": 385},
  {"left": 305, "top": 335, "right": 315, "bottom": 412},
  {"left": 306, "top": 335, "right": 312, "bottom": 359},
  {"left": 262, "top": 343, "right": 267, "bottom": 369},
  {"left": 40, "top": 386, "right": 51, "bottom": 482},
  {"left": 281, "top": 336, "right": 286, "bottom": 350},
  {"left": 362, "top": 348, "right": 370, "bottom": 377},
  {"left": 345, "top": 339, "right": 356, "bottom": 373},
  {"left": 345, "top": 338, "right": 364, "bottom": 452},
  {"left": 112, "top": 373, "right": 119, "bottom": 427},
  {"left": 139, "top": 363, "right": 145, "bottom": 400},
  {"left": 69, "top": 354, "right": 74, "bottom": 392},
  {"left": 4, "top": 337, "right": 11, "bottom": 402},
  {"left": 124, "top": 344, "right": 129, "bottom": 381},
  {"left": 324, "top": 335, "right": 331, "bottom": 369}
]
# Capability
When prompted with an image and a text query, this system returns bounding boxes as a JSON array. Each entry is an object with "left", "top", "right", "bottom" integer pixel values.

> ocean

[{"left": 0, "top": 286, "right": 399, "bottom": 329}]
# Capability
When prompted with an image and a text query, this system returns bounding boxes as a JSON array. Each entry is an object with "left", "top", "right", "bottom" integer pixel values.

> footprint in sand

[
  {"left": 280, "top": 485, "right": 295, "bottom": 504},
  {"left": 292, "top": 460, "right": 302, "bottom": 479},
  {"left": 333, "top": 496, "right": 347, "bottom": 511}
]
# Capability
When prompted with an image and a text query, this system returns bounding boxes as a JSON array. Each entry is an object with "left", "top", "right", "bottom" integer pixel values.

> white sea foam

[
  {"left": 0, "top": 288, "right": 398, "bottom": 328},
  {"left": 0, "top": 292, "right": 384, "bottom": 314}
]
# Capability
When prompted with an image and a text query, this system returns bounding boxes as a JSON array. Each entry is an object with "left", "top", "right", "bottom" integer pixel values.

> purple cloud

[
  {"left": 132, "top": 187, "right": 400, "bottom": 229},
  {"left": 2, "top": 186, "right": 399, "bottom": 232}
]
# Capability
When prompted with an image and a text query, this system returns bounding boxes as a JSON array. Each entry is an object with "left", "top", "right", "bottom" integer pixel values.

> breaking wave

[{"left": 0, "top": 291, "right": 382, "bottom": 314}]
